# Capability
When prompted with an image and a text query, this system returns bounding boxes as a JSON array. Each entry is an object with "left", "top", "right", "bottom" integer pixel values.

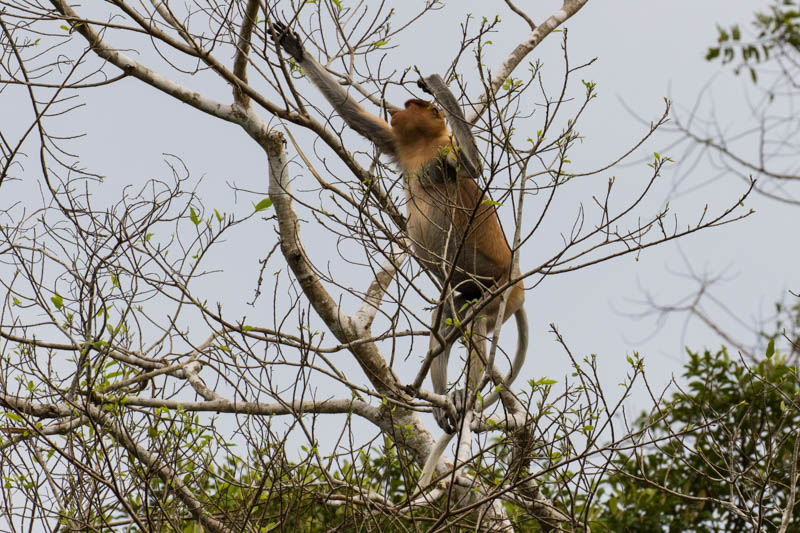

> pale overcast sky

[{"left": 2, "top": 0, "right": 793, "bottom": 426}]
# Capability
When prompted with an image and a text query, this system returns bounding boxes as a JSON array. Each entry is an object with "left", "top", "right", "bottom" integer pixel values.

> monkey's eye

[{"left": 431, "top": 107, "right": 440, "bottom": 118}]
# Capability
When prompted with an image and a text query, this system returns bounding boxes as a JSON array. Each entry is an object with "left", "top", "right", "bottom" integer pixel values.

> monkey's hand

[
  {"left": 416, "top": 78, "right": 432, "bottom": 95},
  {"left": 432, "top": 389, "right": 468, "bottom": 434},
  {"left": 270, "top": 21, "right": 305, "bottom": 61}
]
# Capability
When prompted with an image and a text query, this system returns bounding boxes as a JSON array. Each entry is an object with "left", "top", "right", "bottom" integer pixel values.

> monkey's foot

[{"left": 432, "top": 389, "right": 469, "bottom": 434}]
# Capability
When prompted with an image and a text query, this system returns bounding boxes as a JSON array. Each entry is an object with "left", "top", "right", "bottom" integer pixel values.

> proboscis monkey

[{"left": 271, "top": 23, "right": 528, "bottom": 438}]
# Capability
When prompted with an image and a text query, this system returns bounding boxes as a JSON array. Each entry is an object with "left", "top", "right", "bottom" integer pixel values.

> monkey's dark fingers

[
  {"left": 432, "top": 406, "right": 456, "bottom": 434},
  {"left": 432, "top": 390, "right": 467, "bottom": 434},
  {"left": 450, "top": 388, "right": 467, "bottom": 424},
  {"left": 416, "top": 78, "right": 432, "bottom": 95},
  {"left": 269, "top": 21, "right": 305, "bottom": 61}
]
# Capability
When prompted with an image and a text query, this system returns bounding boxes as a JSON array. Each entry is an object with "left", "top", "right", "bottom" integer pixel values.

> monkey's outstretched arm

[
  {"left": 417, "top": 75, "right": 480, "bottom": 180},
  {"left": 271, "top": 22, "right": 397, "bottom": 156}
]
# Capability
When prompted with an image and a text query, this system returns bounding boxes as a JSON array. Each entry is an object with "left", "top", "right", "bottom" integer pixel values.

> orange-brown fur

[
  {"left": 385, "top": 100, "right": 524, "bottom": 423},
  {"left": 389, "top": 100, "right": 523, "bottom": 320},
  {"left": 272, "top": 22, "right": 525, "bottom": 433}
]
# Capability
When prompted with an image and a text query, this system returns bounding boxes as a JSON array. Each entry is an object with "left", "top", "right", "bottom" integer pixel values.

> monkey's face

[{"left": 389, "top": 99, "right": 446, "bottom": 139}]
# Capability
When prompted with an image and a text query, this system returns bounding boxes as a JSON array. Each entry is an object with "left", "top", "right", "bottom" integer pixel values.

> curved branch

[{"left": 466, "top": 0, "right": 589, "bottom": 123}]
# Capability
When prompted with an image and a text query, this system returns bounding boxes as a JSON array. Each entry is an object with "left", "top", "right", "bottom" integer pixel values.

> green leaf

[
  {"left": 189, "top": 207, "right": 200, "bottom": 226},
  {"left": 254, "top": 197, "right": 273, "bottom": 212},
  {"left": 4, "top": 412, "right": 22, "bottom": 422},
  {"left": 51, "top": 293, "right": 63, "bottom": 310},
  {"left": 766, "top": 338, "right": 775, "bottom": 358},
  {"left": 373, "top": 40, "right": 388, "bottom": 47},
  {"left": 502, "top": 77, "right": 520, "bottom": 91}
]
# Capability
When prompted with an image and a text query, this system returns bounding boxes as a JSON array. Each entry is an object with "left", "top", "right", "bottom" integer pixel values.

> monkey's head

[{"left": 389, "top": 99, "right": 447, "bottom": 141}]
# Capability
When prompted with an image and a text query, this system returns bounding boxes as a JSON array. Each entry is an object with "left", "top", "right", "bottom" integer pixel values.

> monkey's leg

[
  {"left": 451, "top": 310, "right": 487, "bottom": 428},
  {"left": 430, "top": 302, "right": 457, "bottom": 433},
  {"left": 430, "top": 294, "right": 487, "bottom": 433}
]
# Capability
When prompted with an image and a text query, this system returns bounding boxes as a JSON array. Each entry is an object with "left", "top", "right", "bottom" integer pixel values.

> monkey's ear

[{"left": 270, "top": 21, "right": 305, "bottom": 61}]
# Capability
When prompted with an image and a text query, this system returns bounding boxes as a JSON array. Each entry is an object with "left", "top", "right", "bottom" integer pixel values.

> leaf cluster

[
  {"left": 592, "top": 347, "right": 800, "bottom": 532},
  {"left": 706, "top": 0, "right": 800, "bottom": 82}
]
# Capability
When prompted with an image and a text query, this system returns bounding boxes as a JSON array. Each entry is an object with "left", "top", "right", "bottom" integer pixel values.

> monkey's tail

[
  {"left": 416, "top": 431, "right": 455, "bottom": 491},
  {"left": 481, "top": 305, "right": 529, "bottom": 410}
]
